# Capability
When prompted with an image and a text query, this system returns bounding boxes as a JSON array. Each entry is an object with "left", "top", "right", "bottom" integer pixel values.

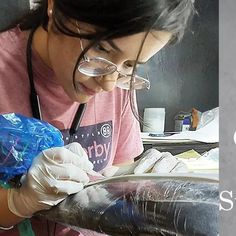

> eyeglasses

[{"left": 76, "top": 23, "right": 150, "bottom": 90}]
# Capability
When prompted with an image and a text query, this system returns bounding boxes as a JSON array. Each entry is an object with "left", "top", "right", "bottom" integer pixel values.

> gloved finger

[
  {"left": 64, "top": 143, "right": 94, "bottom": 171},
  {"left": 151, "top": 152, "right": 179, "bottom": 173},
  {"left": 171, "top": 160, "right": 189, "bottom": 173},
  {"left": 65, "top": 142, "right": 94, "bottom": 170},
  {"left": 100, "top": 165, "right": 119, "bottom": 177},
  {"left": 134, "top": 149, "right": 162, "bottom": 174},
  {"left": 42, "top": 147, "right": 93, "bottom": 171},
  {"left": 38, "top": 181, "right": 84, "bottom": 206},
  {"left": 39, "top": 195, "right": 66, "bottom": 207},
  {"left": 43, "top": 164, "right": 90, "bottom": 184},
  {"left": 64, "top": 142, "right": 87, "bottom": 157},
  {"left": 51, "top": 180, "right": 84, "bottom": 195}
]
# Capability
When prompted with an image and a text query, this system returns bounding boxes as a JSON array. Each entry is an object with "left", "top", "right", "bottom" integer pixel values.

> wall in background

[
  {"left": 0, "top": 0, "right": 29, "bottom": 31},
  {"left": 137, "top": 0, "right": 218, "bottom": 131}
]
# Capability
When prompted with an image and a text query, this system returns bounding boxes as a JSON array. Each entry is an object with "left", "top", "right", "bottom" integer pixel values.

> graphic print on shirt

[{"left": 61, "top": 121, "right": 112, "bottom": 171}]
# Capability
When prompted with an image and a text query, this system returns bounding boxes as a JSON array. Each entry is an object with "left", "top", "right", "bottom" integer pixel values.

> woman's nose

[
  {"left": 95, "top": 60, "right": 134, "bottom": 91},
  {"left": 95, "top": 72, "right": 119, "bottom": 92}
]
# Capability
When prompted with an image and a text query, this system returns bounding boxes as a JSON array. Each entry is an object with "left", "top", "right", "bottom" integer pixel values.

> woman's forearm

[{"left": 0, "top": 187, "right": 24, "bottom": 228}]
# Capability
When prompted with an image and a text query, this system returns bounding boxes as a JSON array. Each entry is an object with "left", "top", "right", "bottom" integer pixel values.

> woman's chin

[
  {"left": 66, "top": 89, "right": 95, "bottom": 103},
  {"left": 74, "top": 94, "right": 94, "bottom": 104}
]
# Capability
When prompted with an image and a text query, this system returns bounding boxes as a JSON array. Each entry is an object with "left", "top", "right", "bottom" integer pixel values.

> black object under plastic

[{"left": 38, "top": 175, "right": 219, "bottom": 236}]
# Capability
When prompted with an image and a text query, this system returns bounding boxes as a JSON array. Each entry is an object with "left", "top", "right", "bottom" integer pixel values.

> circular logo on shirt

[{"left": 101, "top": 124, "right": 112, "bottom": 138}]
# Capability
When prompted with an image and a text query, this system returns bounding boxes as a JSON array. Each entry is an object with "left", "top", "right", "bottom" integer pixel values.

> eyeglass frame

[{"left": 75, "top": 22, "right": 150, "bottom": 90}]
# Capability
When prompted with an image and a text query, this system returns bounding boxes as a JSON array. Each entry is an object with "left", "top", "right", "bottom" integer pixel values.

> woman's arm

[{"left": 0, "top": 188, "right": 23, "bottom": 228}]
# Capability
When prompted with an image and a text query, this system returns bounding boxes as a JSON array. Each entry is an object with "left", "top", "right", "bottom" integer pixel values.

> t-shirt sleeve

[{"left": 113, "top": 92, "right": 144, "bottom": 165}]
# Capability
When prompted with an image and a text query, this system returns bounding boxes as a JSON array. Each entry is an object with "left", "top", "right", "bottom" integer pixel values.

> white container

[{"left": 143, "top": 108, "right": 165, "bottom": 133}]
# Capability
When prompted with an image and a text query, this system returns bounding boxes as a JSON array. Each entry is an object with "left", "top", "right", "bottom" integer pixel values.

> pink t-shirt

[{"left": 0, "top": 28, "right": 143, "bottom": 235}]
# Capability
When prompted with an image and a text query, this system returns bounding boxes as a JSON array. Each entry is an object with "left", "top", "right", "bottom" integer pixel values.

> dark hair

[
  {"left": 20, "top": 0, "right": 194, "bottom": 42},
  {"left": 19, "top": 0, "right": 195, "bottom": 120}
]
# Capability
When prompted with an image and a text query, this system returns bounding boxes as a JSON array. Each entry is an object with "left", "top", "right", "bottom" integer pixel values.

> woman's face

[{"left": 35, "top": 19, "right": 172, "bottom": 103}]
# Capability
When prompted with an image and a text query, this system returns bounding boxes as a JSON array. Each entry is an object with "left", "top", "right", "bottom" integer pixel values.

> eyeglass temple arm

[{"left": 76, "top": 21, "right": 89, "bottom": 62}]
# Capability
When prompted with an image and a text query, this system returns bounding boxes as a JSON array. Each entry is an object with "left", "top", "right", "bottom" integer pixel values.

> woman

[{"left": 0, "top": 0, "right": 194, "bottom": 235}]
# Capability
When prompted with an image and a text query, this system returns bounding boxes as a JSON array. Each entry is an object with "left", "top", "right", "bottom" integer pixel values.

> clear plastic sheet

[
  {"left": 0, "top": 113, "right": 64, "bottom": 184},
  {"left": 197, "top": 107, "right": 219, "bottom": 130},
  {"left": 38, "top": 174, "right": 219, "bottom": 236}
]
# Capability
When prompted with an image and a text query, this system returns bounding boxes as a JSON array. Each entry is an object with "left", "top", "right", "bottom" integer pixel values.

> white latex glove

[
  {"left": 8, "top": 143, "right": 94, "bottom": 218},
  {"left": 151, "top": 152, "right": 183, "bottom": 173},
  {"left": 134, "top": 149, "right": 163, "bottom": 174},
  {"left": 151, "top": 152, "right": 189, "bottom": 173},
  {"left": 134, "top": 149, "right": 188, "bottom": 174},
  {"left": 65, "top": 142, "right": 104, "bottom": 181},
  {"left": 99, "top": 165, "right": 120, "bottom": 177}
]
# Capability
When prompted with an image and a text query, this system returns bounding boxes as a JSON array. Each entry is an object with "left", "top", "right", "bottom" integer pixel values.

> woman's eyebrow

[
  {"left": 107, "top": 40, "right": 147, "bottom": 64},
  {"left": 107, "top": 40, "right": 122, "bottom": 52}
]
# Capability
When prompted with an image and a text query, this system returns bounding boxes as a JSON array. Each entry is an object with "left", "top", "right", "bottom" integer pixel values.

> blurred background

[{"left": 137, "top": 0, "right": 218, "bottom": 131}]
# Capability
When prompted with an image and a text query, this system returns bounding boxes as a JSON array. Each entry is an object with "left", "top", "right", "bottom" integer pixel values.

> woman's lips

[{"left": 78, "top": 83, "right": 98, "bottom": 96}]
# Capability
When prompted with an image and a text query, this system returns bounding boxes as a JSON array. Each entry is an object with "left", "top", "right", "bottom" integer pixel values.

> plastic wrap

[
  {"left": 197, "top": 107, "right": 219, "bottom": 130},
  {"left": 38, "top": 174, "right": 219, "bottom": 236},
  {"left": 0, "top": 113, "right": 64, "bottom": 185}
]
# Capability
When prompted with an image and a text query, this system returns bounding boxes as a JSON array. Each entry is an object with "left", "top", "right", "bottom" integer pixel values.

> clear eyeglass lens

[
  {"left": 77, "top": 57, "right": 150, "bottom": 90},
  {"left": 116, "top": 75, "right": 150, "bottom": 90},
  {"left": 78, "top": 58, "right": 117, "bottom": 77}
]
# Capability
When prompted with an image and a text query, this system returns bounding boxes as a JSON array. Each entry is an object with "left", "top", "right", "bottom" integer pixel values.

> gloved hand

[
  {"left": 134, "top": 149, "right": 188, "bottom": 174},
  {"left": 151, "top": 152, "right": 189, "bottom": 173},
  {"left": 7, "top": 142, "right": 93, "bottom": 218},
  {"left": 65, "top": 142, "right": 104, "bottom": 181}
]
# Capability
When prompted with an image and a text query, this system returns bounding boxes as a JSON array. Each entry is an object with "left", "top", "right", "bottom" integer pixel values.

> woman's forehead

[{"left": 112, "top": 31, "right": 172, "bottom": 49}]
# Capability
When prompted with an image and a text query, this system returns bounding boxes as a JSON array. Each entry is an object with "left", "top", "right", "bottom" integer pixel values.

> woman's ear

[{"left": 47, "top": 0, "right": 54, "bottom": 17}]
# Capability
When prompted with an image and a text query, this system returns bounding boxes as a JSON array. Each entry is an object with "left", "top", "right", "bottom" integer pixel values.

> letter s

[{"left": 220, "top": 190, "right": 234, "bottom": 211}]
